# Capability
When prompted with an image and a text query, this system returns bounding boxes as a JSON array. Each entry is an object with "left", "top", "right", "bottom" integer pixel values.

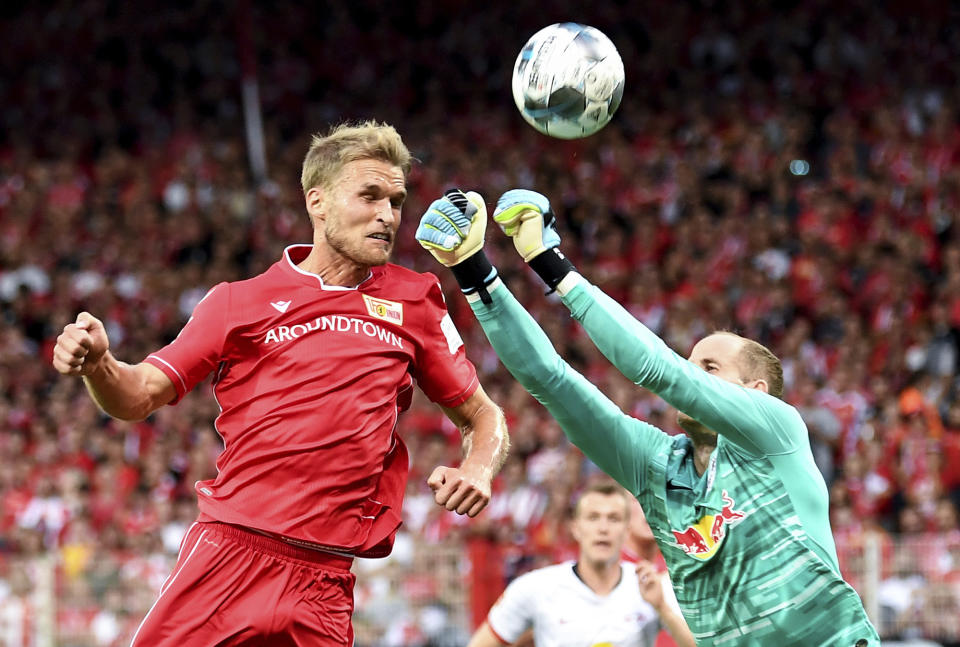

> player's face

[
  {"left": 676, "top": 333, "right": 746, "bottom": 435},
  {"left": 571, "top": 492, "right": 629, "bottom": 566},
  {"left": 312, "top": 159, "right": 407, "bottom": 267}
]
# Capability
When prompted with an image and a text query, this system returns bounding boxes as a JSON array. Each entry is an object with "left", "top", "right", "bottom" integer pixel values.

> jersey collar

[
  {"left": 665, "top": 439, "right": 725, "bottom": 514},
  {"left": 281, "top": 244, "right": 375, "bottom": 291},
  {"left": 571, "top": 562, "right": 625, "bottom": 597}
]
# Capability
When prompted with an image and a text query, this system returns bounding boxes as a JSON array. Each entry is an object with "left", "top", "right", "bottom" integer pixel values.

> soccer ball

[{"left": 511, "top": 23, "right": 625, "bottom": 139}]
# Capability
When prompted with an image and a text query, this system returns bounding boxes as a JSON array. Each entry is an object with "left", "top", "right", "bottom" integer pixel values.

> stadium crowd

[{"left": 1, "top": 0, "right": 960, "bottom": 644}]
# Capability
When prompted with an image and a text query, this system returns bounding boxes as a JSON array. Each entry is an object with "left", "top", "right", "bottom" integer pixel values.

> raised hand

[
  {"left": 52, "top": 312, "right": 110, "bottom": 377},
  {"left": 492, "top": 189, "right": 560, "bottom": 261},
  {"left": 636, "top": 560, "right": 665, "bottom": 611},
  {"left": 416, "top": 189, "right": 488, "bottom": 266}
]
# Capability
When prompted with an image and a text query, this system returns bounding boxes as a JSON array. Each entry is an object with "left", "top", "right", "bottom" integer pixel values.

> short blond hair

[
  {"left": 739, "top": 338, "right": 784, "bottom": 398},
  {"left": 300, "top": 120, "right": 412, "bottom": 193},
  {"left": 715, "top": 331, "right": 784, "bottom": 398}
]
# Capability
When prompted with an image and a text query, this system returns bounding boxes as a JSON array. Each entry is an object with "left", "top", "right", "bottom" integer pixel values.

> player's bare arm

[
  {"left": 52, "top": 312, "right": 175, "bottom": 421},
  {"left": 465, "top": 621, "right": 509, "bottom": 647},
  {"left": 636, "top": 560, "right": 696, "bottom": 647},
  {"left": 431, "top": 385, "right": 508, "bottom": 517}
]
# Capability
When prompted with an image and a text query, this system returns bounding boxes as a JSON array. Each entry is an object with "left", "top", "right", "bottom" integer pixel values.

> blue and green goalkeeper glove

[
  {"left": 493, "top": 189, "right": 576, "bottom": 292},
  {"left": 416, "top": 189, "right": 487, "bottom": 266},
  {"left": 416, "top": 189, "right": 499, "bottom": 303},
  {"left": 492, "top": 189, "right": 560, "bottom": 261}
]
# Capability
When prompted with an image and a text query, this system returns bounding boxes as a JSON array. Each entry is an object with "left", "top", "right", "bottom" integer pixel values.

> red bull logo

[{"left": 671, "top": 490, "right": 744, "bottom": 560}]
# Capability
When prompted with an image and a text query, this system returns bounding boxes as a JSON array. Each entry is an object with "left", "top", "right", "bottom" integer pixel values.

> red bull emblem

[{"left": 671, "top": 490, "right": 744, "bottom": 560}]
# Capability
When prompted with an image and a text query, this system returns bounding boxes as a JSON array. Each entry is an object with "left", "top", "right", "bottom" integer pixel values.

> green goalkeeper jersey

[{"left": 470, "top": 279, "right": 880, "bottom": 647}]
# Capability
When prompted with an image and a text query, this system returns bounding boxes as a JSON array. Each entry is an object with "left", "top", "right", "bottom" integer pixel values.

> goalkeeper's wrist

[
  {"left": 528, "top": 248, "right": 576, "bottom": 292},
  {"left": 450, "top": 251, "right": 499, "bottom": 304}
]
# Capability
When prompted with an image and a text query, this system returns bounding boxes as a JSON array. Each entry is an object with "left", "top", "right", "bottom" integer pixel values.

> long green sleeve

[
  {"left": 562, "top": 280, "right": 806, "bottom": 456},
  {"left": 465, "top": 276, "right": 879, "bottom": 645},
  {"left": 559, "top": 278, "right": 839, "bottom": 560},
  {"left": 469, "top": 281, "right": 673, "bottom": 496}
]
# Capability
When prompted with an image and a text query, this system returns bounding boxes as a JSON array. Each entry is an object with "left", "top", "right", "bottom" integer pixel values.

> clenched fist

[
  {"left": 52, "top": 312, "right": 109, "bottom": 377},
  {"left": 427, "top": 465, "right": 492, "bottom": 518}
]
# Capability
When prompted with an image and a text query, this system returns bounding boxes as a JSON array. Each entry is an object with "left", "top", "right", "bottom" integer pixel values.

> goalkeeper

[{"left": 416, "top": 189, "right": 880, "bottom": 647}]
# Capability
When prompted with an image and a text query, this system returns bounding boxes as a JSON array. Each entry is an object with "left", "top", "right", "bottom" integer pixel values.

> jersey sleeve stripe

[
  {"left": 434, "top": 374, "right": 479, "bottom": 408},
  {"left": 145, "top": 354, "right": 187, "bottom": 394},
  {"left": 486, "top": 621, "right": 511, "bottom": 645}
]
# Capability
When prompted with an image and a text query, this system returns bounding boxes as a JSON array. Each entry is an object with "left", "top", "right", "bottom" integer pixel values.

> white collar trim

[{"left": 283, "top": 244, "right": 373, "bottom": 291}]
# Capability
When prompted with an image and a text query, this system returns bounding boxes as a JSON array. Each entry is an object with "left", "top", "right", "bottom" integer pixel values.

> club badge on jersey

[
  {"left": 671, "top": 491, "right": 745, "bottom": 561},
  {"left": 362, "top": 294, "right": 404, "bottom": 325}
]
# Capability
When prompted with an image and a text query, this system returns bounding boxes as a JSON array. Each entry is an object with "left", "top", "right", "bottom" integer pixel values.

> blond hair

[
  {"left": 716, "top": 331, "right": 784, "bottom": 398},
  {"left": 300, "top": 120, "right": 412, "bottom": 193}
]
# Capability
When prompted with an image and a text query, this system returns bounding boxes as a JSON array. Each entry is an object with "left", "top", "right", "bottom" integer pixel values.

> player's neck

[
  {"left": 574, "top": 558, "right": 622, "bottom": 596},
  {"left": 680, "top": 420, "right": 718, "bottom": 476},
  {"left": 692, "top": 441, "right": 716, "bottom": 476},
  {"left": 298, "top": 245, "right": 371, "bottom": 287}
]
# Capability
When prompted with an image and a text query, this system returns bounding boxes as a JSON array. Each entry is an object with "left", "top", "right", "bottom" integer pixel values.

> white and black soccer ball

[{"left": 511, "top": 23, "right": 625, "bottom": 139}]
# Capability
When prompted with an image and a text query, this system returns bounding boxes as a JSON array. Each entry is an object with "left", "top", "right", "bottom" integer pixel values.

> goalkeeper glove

[
  {"left": 492, "top": 189, "right": 560, "bottom": 261},
  {"left": 493, "top": 189, "right": 576, "bottom": 292},
  {"left": 416, "top": 189, "right": 498, "bottom": 303},
  {"left": 416, "top": 189, "right": 487, "bottom": 266}
]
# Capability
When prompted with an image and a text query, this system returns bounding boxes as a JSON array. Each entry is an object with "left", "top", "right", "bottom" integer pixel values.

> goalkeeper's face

[
  {"left": 677, "top": 333, "right": 757, "bottom": 438},
  {"left": 307, "top": 159, "right": 407, "bottom": 268}
]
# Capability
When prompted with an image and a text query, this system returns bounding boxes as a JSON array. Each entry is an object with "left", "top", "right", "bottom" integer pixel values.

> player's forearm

[
  {"left": 466, "top": 623, "right": 508, "bottom": 647},
  {"left": 468, "top": 281, "right": 662, "bottom": 493},
  {"left": 561, "top": 279, "right": 797, "bottom": 453},
  {"left": 560, "top": 277, "right": 687, "bottom": 389},
  {"left": 468, "top": 281, "right": 569, "bottom": 396},
  {"left": 655, "top": 604, "right": 697, "bottom": 647},
  {"left": 459, "top": 399, "right": 509, "bottom": 479},
  {"left": 82, "top": 353, "right": 165, "bottom": 421}
]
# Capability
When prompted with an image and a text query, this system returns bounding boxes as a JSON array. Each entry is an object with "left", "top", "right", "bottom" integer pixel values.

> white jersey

[{"left": 487, "top": 562, "right": 663, "bottom": 647}]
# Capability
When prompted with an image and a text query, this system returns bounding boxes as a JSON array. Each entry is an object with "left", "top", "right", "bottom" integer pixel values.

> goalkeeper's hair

[
  {"left": 573, "top": 477, "right": 631, "bottom": 518},
  {"left": 301, "top": 120, "right": 412, "bottom": 193},
  {"left": 715, "top": 331, "right": 784, "bottom": 399}
]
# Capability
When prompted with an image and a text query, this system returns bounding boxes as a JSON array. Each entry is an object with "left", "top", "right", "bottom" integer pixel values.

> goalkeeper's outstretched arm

[
  {"left": 492, "top": 190, "right": 804, "bottom": 456},
  {"left": 416, "top": 189, "right": 670, "bottom": 494},
  {"left": 560, "top": 279, "right": 804, "bottom": 455}
]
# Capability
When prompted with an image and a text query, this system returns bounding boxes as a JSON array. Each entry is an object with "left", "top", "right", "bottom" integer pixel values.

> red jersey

[{"left": 144, "top": 245, "right": 479, "bottom": 557}]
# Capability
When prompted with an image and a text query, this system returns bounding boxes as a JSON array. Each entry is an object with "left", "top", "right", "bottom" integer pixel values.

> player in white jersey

[{"left": 467, "top": 480, "right": 695, "bottom": 647}]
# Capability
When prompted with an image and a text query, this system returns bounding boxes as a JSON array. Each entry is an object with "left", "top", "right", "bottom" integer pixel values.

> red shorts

[{"left": 131, "top": 521, "right": 356, "bottom": 646}]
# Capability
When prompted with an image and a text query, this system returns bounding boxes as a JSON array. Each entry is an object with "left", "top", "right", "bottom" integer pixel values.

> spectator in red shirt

[
  {"left": 50, "top": 122, "right": 509, "bottom": 646},
  {"left": 939, "top": 401, "right": 960, "bottom": 506}
]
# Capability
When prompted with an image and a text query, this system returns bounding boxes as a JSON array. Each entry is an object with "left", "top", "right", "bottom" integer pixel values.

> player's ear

[
  {"left": 305, "top": 186, "right": 325, "bottom": 224},
  {"left": 747, "top": 378, "right": 769, "bottom": 394}
]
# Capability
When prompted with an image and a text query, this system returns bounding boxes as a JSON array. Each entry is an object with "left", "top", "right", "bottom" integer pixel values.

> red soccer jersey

[{"left": 144, "top": 245, "right": 479, "bottom": 557}]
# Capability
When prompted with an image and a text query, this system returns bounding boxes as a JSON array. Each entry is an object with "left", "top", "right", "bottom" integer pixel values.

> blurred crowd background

[{"left": 2, "top": 0, "right": 960, "bottom": 645}]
